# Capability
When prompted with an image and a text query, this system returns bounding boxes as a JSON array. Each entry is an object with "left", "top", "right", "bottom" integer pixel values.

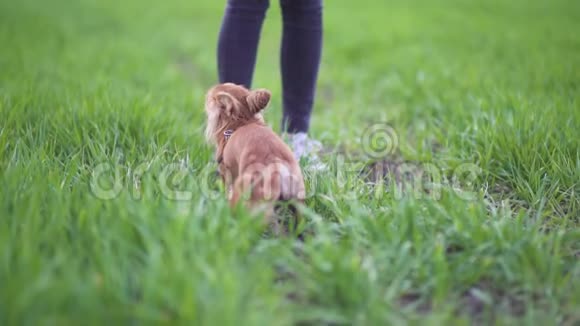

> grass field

[{"left": 1, "top": 0, "right": 579, "bottom": 324}]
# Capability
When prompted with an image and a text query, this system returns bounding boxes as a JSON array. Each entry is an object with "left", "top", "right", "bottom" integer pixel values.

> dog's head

[{"left": 204, "top": 83, "right": 271, "bottom": 144}]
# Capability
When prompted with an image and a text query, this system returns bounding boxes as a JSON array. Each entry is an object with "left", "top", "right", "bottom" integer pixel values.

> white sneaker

[{"left": 285, "top": 132, "right": 327, "bottom": 171}]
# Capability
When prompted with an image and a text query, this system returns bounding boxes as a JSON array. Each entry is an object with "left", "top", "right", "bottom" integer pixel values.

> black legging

[{"left": 217, "top": 0, "right": 323, "bottom": 133}]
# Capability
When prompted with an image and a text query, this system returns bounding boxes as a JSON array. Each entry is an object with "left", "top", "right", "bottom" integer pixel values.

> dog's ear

[
  {"left": 214, "top": 91, "right": 238, "bottom": 116},
  {"left": 246, "top": 89, "right": 271, "bottom": 114}
]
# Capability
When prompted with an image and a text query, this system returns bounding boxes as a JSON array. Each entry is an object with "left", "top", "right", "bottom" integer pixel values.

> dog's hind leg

[
  {"left": 228, "top": 175, "right": 274, "bottom": 229},
  {"left": 255, "top": 202, "right": 282, "bottom": 236},
  {"left": 274, "top": 198, "right": 305, "bottom": 237}
]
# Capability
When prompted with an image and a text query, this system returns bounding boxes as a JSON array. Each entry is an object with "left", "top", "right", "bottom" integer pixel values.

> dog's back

[{"left": 223, "top": 122, "right": 306, "bottom": 205}]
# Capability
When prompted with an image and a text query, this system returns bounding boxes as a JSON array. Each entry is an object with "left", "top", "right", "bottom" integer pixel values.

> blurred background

[{"left": 2, "top": 0, "right": 578, "bottom": 144}]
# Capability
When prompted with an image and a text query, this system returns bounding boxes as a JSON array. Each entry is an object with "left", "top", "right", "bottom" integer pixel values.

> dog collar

[{"left": 224, "top": 129, "right": 234, "bottom": 141}]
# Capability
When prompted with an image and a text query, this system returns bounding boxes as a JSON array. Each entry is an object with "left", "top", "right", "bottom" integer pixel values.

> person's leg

[
  {"left": 279, "top": 0, "right": 323, "bottom": 134},
  {"left": 217, "top": 0, "right": 270, "bottom": 88}
]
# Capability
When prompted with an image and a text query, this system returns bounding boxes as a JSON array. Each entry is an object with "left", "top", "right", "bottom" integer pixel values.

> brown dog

[{"left": 204, "top": 83, "right": 306, "bottom": 230}]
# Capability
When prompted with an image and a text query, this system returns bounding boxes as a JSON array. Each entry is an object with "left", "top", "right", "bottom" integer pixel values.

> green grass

[{"left": 1, "top": 0, "right": 579, "bottom": 324}]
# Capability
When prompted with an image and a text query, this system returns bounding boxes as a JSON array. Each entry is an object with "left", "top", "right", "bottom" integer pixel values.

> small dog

[{"left": 204, "top": 83, "right": 306, "bottom": 231}]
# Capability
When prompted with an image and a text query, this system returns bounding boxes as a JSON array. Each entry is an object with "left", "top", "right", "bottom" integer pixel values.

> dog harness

[
  {"left": 217, "top": 129, "right": 234, "bottom": 165},
  {"left": 224, "top": 129, "right": 234, "bottom": 141}
]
